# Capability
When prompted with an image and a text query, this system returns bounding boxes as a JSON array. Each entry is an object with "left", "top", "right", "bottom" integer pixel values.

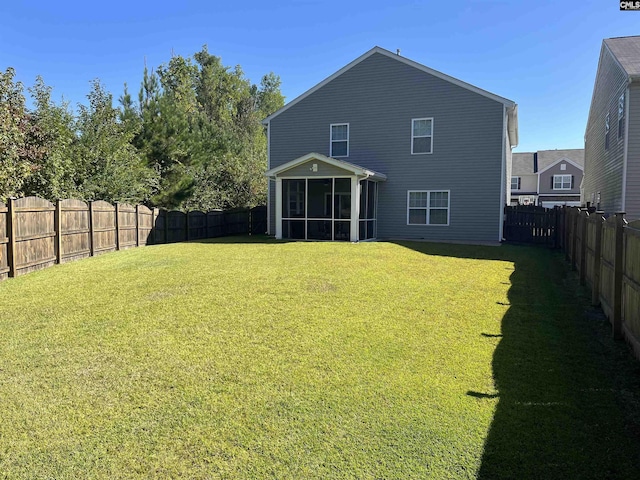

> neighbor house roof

[
  {"left": 263, "top": 46, "right": 518, "bottom": 146},
  {"left": 512, "top": 152, "right": 535, "bottom": 176},
  {"left": 536, "top": 149, "right": 584, "bottom": 171},
  {"left": 511, "top": 149, "right": 584, "bottom": 176},
  {"left": 604, "top": 36, "right": 640, "bottom": 78}
]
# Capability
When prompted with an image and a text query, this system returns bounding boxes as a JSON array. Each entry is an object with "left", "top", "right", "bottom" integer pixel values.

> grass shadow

[{"left": 392, "top": 240, "right": 640, "bottom": 479}]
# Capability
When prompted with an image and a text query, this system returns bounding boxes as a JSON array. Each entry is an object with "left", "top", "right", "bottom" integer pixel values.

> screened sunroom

[{"left": 265, "top": 153, "right": 386, "bottom": 242}]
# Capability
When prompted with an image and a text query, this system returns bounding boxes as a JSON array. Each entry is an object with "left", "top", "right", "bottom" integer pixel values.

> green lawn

[{"left": 1, "top": 237, "right": 639, "bottom": 479}]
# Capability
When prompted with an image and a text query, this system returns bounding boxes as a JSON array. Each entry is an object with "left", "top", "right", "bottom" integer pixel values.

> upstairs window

[
  {"left": 330, "top": 123, "right": 349, "bottom": 157},
  {"left": 511, "top": 176, "right": 521, "bottom": 190},
  {"left": 411, "top": 118, "right": 433, "bottom": 154},
  {"left": 605, "top": 113, "right": 610, "bottom": 150},
  {"left": 553, "top": 174, "right": 572, "bottom": 190},
  {"left": 618, "top": 93, "right": 625, "bottom": 140}
]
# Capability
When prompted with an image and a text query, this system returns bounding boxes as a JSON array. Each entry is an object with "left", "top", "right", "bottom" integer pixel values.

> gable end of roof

[{"left": 262, "top": 46, "right": 516, "bottom": 125}]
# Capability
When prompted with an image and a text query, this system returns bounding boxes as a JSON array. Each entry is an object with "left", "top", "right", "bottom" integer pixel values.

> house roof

[
  {"left": 265, "top": 152, "right": 387, "bottom": 181},
  {"left": 511, "top": 149, "right": 584, "bottom": 176},
  {"left": 512, "top": 152, "right": 535, "bottom": 175},
  {"left": 537, "top": 149, "right": 584, "bottom": 171},
  {"left": 262, "top": 47, "right": 518, "bottom": 146},
  {"left": 604, "top": 36, "right": 640, "bottom": 78}
]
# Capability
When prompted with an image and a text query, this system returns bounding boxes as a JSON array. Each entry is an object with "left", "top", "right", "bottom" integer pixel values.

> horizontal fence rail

[{"left": 0, "top": 197, "right": 267, "bottom": 280}]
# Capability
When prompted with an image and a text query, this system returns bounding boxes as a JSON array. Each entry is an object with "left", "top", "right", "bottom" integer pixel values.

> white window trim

[
  {"left": 511, "top": 176, "right": 520, "bottom": 190},
  {"left": 618, "top": 93, "right": 625, "bottom": 140},
  {"left": 330, "top": 123, "right": 349, "bottom": 158},
  {"left": 411, "top": 117, "right": 434, "bottom": 155},
  {"left": 553, "top": 174, "right": 572, "bottom": 190},
  {"left": 406, "top": 190, "right": 450, "bottom": 226}
]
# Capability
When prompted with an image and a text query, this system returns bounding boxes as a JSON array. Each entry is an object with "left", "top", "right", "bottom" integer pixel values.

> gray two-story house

[
  {"left": 583, "top": 36, "right": 640, "bottom": 217},
  {"left": 510, "top": 149, "right": 584, "bottom": 207},
  {"left": 264, "top": 47, "right": 518, "bottom": 243}
]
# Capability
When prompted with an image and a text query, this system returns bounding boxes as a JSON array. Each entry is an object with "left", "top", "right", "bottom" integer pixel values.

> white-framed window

[
  {"left": 330, "top": 123, "right": 349, "bottom": 157},
  {"left": 411, "top": 118, "right": 433, "bottom": 154},
  {"left": 553, "top": 174, "right": 572, "bottom": 190},
  {"left": 605, "top": 112, "right": 610, "bottom": 150},
  {"left": 618, "top": 93, "right": 625, "bottom": 140},
  {"left": 407, "top": 190, "right": 449, "bottom": 225},
  {"left": 511, "top": 176, "right": 521, "bottom": 190}
]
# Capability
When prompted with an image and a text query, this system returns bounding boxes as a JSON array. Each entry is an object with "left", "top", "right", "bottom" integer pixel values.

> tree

[
  {"left": 133, "top": 46, "right": 285, "bottom": 210},
  {"left": 21, "top": 76, "right": 78, "bottom": 200},
  {"left": 74, "top": 80, "right": 158, "bottom": 203},
  {"left": 0, "top": 68, "right": 31, "bottom": 202}
]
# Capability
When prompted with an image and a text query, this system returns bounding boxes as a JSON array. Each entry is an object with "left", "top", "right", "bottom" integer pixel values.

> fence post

[
  {"left": 571, "top": 209, "right": 579, "bottom": 270},
  {"left": 135, "top": 204, "right": 140, "bottom": 247},
  {"left": 553, "top": 207, "right": 559, "bottom": 249},
  {"left": 613, "top": 212, "right": 625, "bottom": 340},
  {"left": 151, "top": 208, "right": 158, "bottom": 245},
  {"left": 7, "top": 197, "right": 16, "bottom": 278},
  {"left": 55, "top": 199, "right": 62, "bottom": 264},
  {"left": 592, "top": 212, "right": 603, "bottom": 306},
  {"left": 88, "top": 201, "right": 94, "bottom": 256},
  {"left": 579, "top": 211, "right": 587, "bottom": 285},
  {"left": 565, "top": 208, "right": 571, "bottom": 261},
  {"left": 115, "top": 202, "right": 120, "bottom": 250},
  {"left": 164, "top": 210, "right": 169, "bottom": 243},
  {"left": 186, "top": 211, "right": 190, "bottom": 241}
]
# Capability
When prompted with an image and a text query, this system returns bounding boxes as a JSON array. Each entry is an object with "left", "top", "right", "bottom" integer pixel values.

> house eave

[
  {"left": 264, "top": 152, "right": 387, "bottom": 181},
  {"left": 536, "top": 156, "right": 584, "bottom": 175}
]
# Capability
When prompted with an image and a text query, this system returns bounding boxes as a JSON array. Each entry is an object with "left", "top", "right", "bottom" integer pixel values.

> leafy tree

[
  {"left": 22, "top": 77, "right": 78, "bottom": 200},
  {"left": 74, "top": 80, "right": 158, "bottom": 203},
  {"left": 0, "top": 68, "right": 31, "bottom": 202},
  {"left": 132, "top": 46, "right": 284, "bottom": 210}
]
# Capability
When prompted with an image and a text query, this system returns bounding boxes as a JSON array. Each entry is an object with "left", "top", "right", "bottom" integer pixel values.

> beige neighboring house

[{"left": 510, "top": 149, "right": 584, "bottom": 207}]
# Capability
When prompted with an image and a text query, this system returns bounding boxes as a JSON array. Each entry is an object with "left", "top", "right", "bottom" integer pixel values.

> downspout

[
  {"left": 266, "top": 121, "right": 271, "bottom": 235},
  {"left": 499, "top": 105, "right": 507, "bottom": 242}
]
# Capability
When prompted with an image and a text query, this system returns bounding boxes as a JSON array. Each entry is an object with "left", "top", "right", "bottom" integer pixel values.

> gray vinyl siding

[
  {"left": 269, "top": 52, "right": 506, "bottom": 243},
  {"left": 625, "top": 84, "right": 640, "bottom": 220},
  {"left": 517, "top": 174, "right": 538, "bottom": 194},
  {"left": 280, "top": 160, "right": 355, "bottom": 177},
  {"left": 538, "top": 162, "right": 583, "bottom": 195},
  {"left": 584, "top": 45, "right": 628, "bottom": 213}
]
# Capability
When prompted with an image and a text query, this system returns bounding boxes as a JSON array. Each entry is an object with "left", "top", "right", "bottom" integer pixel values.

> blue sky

[{"left": 1, "top": 0, "right": 638, "bottom": 152}]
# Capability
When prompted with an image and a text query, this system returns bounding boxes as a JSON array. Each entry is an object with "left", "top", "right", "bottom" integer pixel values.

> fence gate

[{"left": 503, "top": 205, "right": 558, "bottom": 246}]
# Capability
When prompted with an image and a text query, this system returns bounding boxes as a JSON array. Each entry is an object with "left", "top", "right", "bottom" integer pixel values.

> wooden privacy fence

[
  {"left": 0, "top": 197, "right": 267, "bottom": 281},
  {"left": 563, "top": 207, "right": 640, "bottom": 361},
  {"left": 503, "top": 205, "right": 559, "bottom": 247}
]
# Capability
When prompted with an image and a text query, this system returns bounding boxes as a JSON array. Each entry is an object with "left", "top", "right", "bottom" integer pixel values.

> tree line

[{"left": 0, "top": 46, "right": 284, "bottom": 210}]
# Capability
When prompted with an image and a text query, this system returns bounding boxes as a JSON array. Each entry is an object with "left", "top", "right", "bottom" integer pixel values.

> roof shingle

[{"left": 604, "top": 36, "right": 640, "bottom": 77}]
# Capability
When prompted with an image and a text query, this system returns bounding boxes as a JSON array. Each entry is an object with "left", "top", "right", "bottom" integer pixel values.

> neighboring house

[
  {"left": 510, "top": 149, "right": 584, "bottom": 207},
  {"left": 263, "top": 47, "right": 518, "bottom": 243},
  {"left": 510, "top": 152, "right": 537, "bottom": 205},
  {"left": 583, "top": 36, "right": 640, "bottom": 217}
]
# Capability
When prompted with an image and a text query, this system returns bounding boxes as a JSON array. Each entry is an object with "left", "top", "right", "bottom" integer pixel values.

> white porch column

[
  {"left": 350, "top": 176, "right": 360, "bottom": 242},
  {"left": 275, "top": 177, "right": 283, "bottom": 239}
]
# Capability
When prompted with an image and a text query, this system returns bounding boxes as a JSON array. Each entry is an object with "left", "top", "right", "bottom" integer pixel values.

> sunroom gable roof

[{"left": 265, "top": 153, "right": 387, "bottom": 180}]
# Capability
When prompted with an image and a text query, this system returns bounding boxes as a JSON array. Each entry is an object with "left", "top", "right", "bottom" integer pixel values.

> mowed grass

[{"left": 1, "top": 237, "right": 640, "bottom": 479}]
